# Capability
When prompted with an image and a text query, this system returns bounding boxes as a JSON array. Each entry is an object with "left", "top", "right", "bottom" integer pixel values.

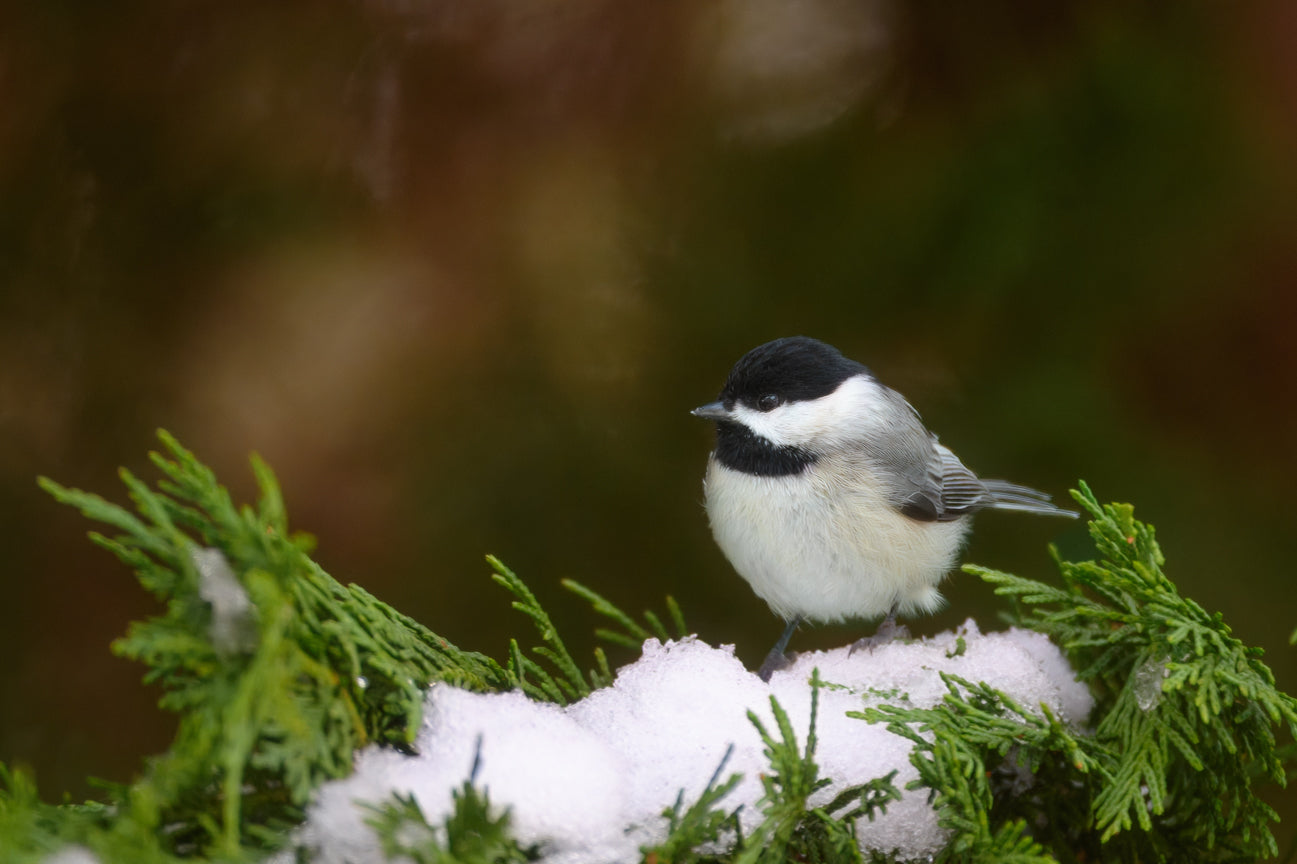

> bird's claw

[
  {"left": 849, "top": 618, "right": 910, "bottom": 655},
  {"left": 757, "top": 649, "right": 798, "bottom": 682}
]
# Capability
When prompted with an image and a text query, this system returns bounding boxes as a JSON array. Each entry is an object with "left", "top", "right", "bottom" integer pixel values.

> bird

[{"left": 691, "top": 336, "right": 1076, "bottom": 681}]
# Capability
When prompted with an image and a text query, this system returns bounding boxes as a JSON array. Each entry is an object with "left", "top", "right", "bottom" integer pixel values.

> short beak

[{"left": 691, "top": 400, "right": 731, "bottom": 421}]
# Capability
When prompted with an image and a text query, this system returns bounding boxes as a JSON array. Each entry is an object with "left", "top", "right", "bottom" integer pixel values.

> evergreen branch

[
  {"left": 364, "top": 736, "right": 539, "bottom": 863},
  {"left": 562, "top": 578, "right": 691, "bottom": 647},
  {"left": 730, "top": 670, "right": 905, "bottom": 864},
  {"left": 248, "top": 451, "right": 289, "bottom": 536},
  {"left": 366, "top": 772, "right": 538, "bottom": 863},
  {"left": 590, "top": 646, "right": 614, "bottom": 690},
  {"left": 819, "top": 772, "right": 901, "bottom": 825},
  {"left": 643, "top": 610, "right": 669, "bottom": 642},
  {"left": 736, "top": 670, "right": 876, "bottom": 864},
  {"left": 667, "top": 596, "right": 688, "bottom": 639},
  {"left": 507, "top": 638, "right": 565, "bottom": 703},
  {"left": 0, "top": 765, "right": 183, "bottom": 864},
  {"left": 594, "top": 627, "right": 645, "bottom": 651},
  {"left": 960, "top": 481, "right": 1297, "bottom": 860},
  {"left": 490, "top": 556, "right": 590, "bottom": 703},
  {"left": 860, "top": 673, "right": 1094, "bottom": 862},
  {"left": 34, "top": 430, "right": 512, "bottom": 858},
  {"left": 646, "top": 744, "right": 744, "bottom": 863},
  {"left": 25, "top": 435, "right": 1297, "bottom": 864},
  {"left": 561, "top": 578, "right": 653, "bottom": 642}
]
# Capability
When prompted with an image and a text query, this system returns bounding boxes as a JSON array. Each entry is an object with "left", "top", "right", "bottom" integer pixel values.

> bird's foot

[
  {"left": 756, "top": 648, "right": 798, "bottom": 682},
  {"left": 849, "top": 617, "right": 910, "bottom": 655}
]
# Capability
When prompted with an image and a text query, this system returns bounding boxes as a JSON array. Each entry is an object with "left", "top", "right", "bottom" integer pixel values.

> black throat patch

[{"left": 714, "top": 421, "right": 817, "bottom": 477}]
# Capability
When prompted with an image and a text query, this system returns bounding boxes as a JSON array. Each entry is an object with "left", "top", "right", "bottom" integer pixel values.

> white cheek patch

[{"left": 731, "top": 375, "right": 892, "bottom": 449}]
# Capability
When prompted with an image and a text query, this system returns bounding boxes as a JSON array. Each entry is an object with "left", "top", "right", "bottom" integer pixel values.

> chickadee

[{"left": 692, "top": 336, "right": 1076, "bottom": 681}]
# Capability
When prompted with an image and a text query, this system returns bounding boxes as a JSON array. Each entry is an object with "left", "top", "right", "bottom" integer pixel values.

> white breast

[{"left": 702, "top": 455, "right": 970, "bottom": 623}]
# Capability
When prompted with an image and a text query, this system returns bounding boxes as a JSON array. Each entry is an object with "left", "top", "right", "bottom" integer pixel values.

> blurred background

[{"left": 3, "top": 0, "right": 1296, "bottom": 845}]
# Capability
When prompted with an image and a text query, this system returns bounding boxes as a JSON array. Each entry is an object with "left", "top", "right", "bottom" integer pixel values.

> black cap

[{"left": 718, "top": 336, "right": 869, "bottom": 410}]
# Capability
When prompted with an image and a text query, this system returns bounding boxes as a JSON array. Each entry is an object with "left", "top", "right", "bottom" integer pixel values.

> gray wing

[
  {"left": 861, "top": 387, "right": 1074, "bottom": 521},
  {"left": 856, "top": 387, "right": 973, "bottom": 522}
]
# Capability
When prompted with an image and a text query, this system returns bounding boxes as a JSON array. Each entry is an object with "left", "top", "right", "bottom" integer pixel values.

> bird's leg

[
  {"left": 757, "top": 616, "right": 802, "bottom": 682},
  {"left": 849, "top": 604, "right": 910, "bottom": 654}
]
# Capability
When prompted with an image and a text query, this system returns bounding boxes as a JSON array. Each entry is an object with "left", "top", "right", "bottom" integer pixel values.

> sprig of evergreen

[
  {"left": 34, "top": 430, "right": 512, "bottom": 858},
  {"left": 732, "top": 671, "right": 900, "bottom": 864},
  {"left": 861, "top": 674, "right": 1102, "bottom": 863},
  {"left": 366, "top": 788, "right": 538, "bottom": 864},
  {"left": 10, "top": 431, "right": 698, "bottom": 861},
  {"left": 0, "top": 765, "right": 182, "bottom": 864},
  {"left": 975, "top": 482, "right": 1297, "bottom": 858},
  {"left": 644, "top": 744, "right": 744, "bottom": 864},
  {"left": 492, "top": 557, "right": 691, "bottom": 700},
  {"left": 860, "top": 482, "right": 1297, "bottom": 862},
  {"left": 491, "top": 554, "right": 594, "bottom": 704},
  {"left": 366, "top": 739, "right": 539, "bottom": 864},
  {"left": 563, "top": 578, "right": 688, "bottom": 650},
  {"left": 735, "top": 670, "right": 835, "bottom": 863},
  {"left": 644, "top": 670, "right": 902, "bottom": 864}
]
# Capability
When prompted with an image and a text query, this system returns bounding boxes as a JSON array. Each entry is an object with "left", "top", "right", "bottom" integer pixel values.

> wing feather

[{"left": 860, "top": 385, "right": 1075, "bottom": 521}]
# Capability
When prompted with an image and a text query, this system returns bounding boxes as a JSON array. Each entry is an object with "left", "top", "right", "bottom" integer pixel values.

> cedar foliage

[{"left": 2, "top": 435, "right": 1292, "bottom": 863}]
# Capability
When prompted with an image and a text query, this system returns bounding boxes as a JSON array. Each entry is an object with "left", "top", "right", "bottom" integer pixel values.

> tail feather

[{"left": 982, "top": 480, "right": 1078, "bottom": 518}]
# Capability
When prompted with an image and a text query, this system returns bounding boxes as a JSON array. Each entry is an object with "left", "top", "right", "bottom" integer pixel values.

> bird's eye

[{"left": 757, "top": 393, "right": 781, "bottom": 412}]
